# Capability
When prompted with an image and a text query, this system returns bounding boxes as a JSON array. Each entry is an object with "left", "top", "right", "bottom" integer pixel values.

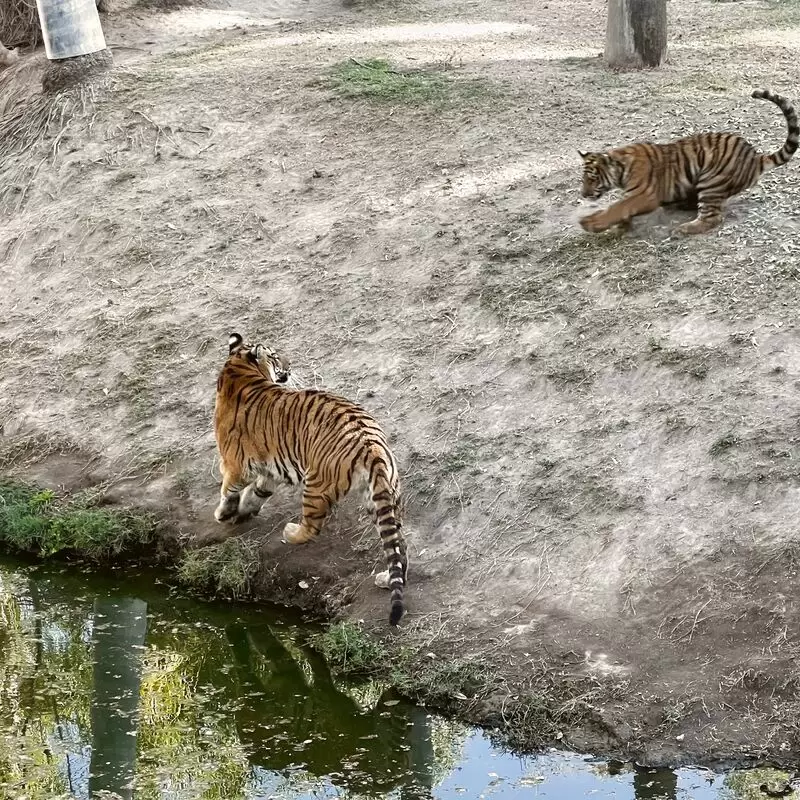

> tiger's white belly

[{"left": 247, "top": 459, "right": 305, "bottom": 487}]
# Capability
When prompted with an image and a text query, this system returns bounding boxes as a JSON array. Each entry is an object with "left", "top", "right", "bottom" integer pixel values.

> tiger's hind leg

[
  {"left": 673, "top": 195, "right": 725, "bottom": 235},
  {"left": 282, "top": 474, "right": 338, "bottom": 545},
  {"left": 237, "top": 475, "right": 277, "bottom": 522}
]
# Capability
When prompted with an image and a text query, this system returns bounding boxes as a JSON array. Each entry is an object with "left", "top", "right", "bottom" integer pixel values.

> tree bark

[{"left": 605, "top": 0, "right": 667, "bottom": 70}]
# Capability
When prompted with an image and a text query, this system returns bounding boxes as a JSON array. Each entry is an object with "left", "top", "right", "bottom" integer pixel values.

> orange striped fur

[
  {"left": 579, "top": 89, "right": 798, "bottom": 235},
  {"left": 214, "top": 333, "right": 407, "bottom": 625}
]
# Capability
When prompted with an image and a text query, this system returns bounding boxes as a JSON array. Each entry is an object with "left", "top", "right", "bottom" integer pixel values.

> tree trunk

[
  {"left": 35, "top": 0, "right": 112, "bottom": 92},
  {"left": 605, "top": 0, "right": 667, "bottom": 70}
]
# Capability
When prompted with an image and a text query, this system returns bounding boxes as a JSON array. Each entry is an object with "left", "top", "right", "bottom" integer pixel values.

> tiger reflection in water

[{"left": 222, "top": 623, "right": 434, "bottom": 798}]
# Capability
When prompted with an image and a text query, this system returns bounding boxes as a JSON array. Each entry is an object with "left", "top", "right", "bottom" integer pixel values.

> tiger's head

[
  {"left": 578, "top": 151, "right": 622, "bottom": 200},
  {"left": 227, "top": 333, "right": 291, "bottom": 385}
]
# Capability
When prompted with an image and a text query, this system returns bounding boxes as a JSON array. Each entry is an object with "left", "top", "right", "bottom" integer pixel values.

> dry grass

[{"left": 0, "top": 0, "right": 40, "bottom": 50}]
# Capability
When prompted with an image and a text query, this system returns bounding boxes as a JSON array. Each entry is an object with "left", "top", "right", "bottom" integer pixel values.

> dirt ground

[{"left": 2, "top": 0, "right": 800, "bottom": 770}]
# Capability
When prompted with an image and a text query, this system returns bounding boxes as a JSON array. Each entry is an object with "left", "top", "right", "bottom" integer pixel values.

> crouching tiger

[
  {"left": 578, "top": 89, "right": 799, "bottom": 235},
  {"left": 213, "top": 333, "right": 408, "bottom": 625}
]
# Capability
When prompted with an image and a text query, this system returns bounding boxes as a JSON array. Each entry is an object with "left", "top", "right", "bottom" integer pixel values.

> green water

[{"left": 0, "top": 557, "right": 788, "bottom": 799}]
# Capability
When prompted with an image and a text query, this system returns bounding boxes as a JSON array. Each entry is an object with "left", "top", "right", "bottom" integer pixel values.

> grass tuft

[
  {"left": 310, "top": 620, "right": 389, "bottom": 675},
  {"left": 312, "top": 622, "right": 494, "bottom": 710},
  {"left": 391, "top": 656, "right": 488, "bottom": 707},
  {"left": 723, "top": 768, "right": 795, "bottom": 799},
  {"left": 177, "top": 538, "right": 258, "bottom": 599},
  {"left": 710, "top": 432, "right": 741, "bottom": 456},
  {"left": 0, "top": 480, "right": 155, "bottom": 559}
]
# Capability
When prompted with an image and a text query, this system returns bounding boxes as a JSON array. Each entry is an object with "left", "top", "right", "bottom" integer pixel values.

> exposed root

[
  {"left": 0, "top": 61, "right": 111, "bottom": 209},
  {"left": 42, "top": 49, "right": 114, "bottom": 94},
  {"left": 0, "top": 0, "right": 40, "bottom": 50}
]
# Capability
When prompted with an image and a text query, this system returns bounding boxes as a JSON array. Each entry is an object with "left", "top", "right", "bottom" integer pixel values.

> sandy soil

[{"left": 2, "top": 0, "right": 800, "bottom": 768}]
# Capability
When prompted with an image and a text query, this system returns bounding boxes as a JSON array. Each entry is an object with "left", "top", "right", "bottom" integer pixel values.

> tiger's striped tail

[
  {"left": 753, "top": 89, "right": 799, "bottom": 169},
  {"left": 371, "top": 465, "right": 406, "bottom": 626}
]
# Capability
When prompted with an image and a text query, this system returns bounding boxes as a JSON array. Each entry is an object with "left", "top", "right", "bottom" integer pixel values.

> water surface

[{"left": 0, "top": 557, "right": 780, "bottom": 799}]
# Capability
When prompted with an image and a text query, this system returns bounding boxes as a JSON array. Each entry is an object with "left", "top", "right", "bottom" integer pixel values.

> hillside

[{"left": 2, "top": 0, "right": 800, "bottom": 766}]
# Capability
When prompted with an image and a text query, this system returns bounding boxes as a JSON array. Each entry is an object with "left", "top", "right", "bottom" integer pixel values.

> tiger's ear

[
  {"left": 228, "top": 333, "right": 243, "bottom": 354},
  {"left": 578, "top": 150, "right": 588, "bottom": 160},
  {"left": 252, "top": 344, "right": 263, "bottom": 360}
]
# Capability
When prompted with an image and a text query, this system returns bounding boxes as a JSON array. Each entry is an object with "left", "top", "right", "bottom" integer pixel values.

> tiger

[
  {"left": 578, "top": 89, "right": 799, "bottom": 235},
  {"left": 213, "top": 333, "right": 407, "bottom": 625}
]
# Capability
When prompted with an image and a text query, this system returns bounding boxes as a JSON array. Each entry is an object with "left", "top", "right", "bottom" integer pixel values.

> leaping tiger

[
  {"left": 578, "top": 89, "right": 799, "bottom": 235},
  {"left": 213, "top": 333, "right": 408, "bottom": 626}
]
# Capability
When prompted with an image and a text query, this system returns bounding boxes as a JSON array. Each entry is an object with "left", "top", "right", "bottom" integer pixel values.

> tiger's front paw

[
  {"left": 282, "top": 522, "right": 314, "bottom": 545},
  {"left": 579, "top": 212, "right": 611, "bottom": 233},
  {"left": 214, "top": 496, "right": 240, "bottom": 523}
]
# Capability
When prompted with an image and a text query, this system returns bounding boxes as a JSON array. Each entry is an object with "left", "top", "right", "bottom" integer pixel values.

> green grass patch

[
  {"left": 723, "top": 768, "right": 795, "bottom": 799},
  {"left": 311, "top": 621, "right": 492, "bottom": 708},
  {"left": 177, "top": 539, "right": 257, "bottom": 599},
  {"left": 391, "top": 656, "right": 488, "bottom": 707},
  {"left": 0, "top": 480, "right": 155, "bottom": 560},
  {"left": 327, "top": 58, "right": 486, "bottom": 105},
  {"left": 310, "top": 620, "right": 389, "bottom": 675}
]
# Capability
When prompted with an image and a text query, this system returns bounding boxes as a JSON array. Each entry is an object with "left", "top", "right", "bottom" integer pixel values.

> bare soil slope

[{"left": 2, "top": 0, "right": 800, "bottom": 767}]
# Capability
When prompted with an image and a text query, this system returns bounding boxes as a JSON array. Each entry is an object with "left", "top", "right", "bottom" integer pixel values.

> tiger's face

[
  {"left": 579, "top": 151, "right": 619, "bottom": 200},
  {"left": 227, "top": 333, "right": 291, "bottom": 385}
]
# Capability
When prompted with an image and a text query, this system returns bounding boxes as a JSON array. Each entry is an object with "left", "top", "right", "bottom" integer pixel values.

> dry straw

[{"left": 0, "top": 0, "right": 41, "bottom": 50}]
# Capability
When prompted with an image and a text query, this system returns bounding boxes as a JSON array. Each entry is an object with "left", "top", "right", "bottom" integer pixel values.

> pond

[{"left": 0, "top": 556, "right": 784, "bottom": 799}]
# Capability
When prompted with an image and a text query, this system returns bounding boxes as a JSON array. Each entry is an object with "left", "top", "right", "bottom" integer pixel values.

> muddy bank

[{"left": 3, "top": 464, "right": 800, "bottom": 772}]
